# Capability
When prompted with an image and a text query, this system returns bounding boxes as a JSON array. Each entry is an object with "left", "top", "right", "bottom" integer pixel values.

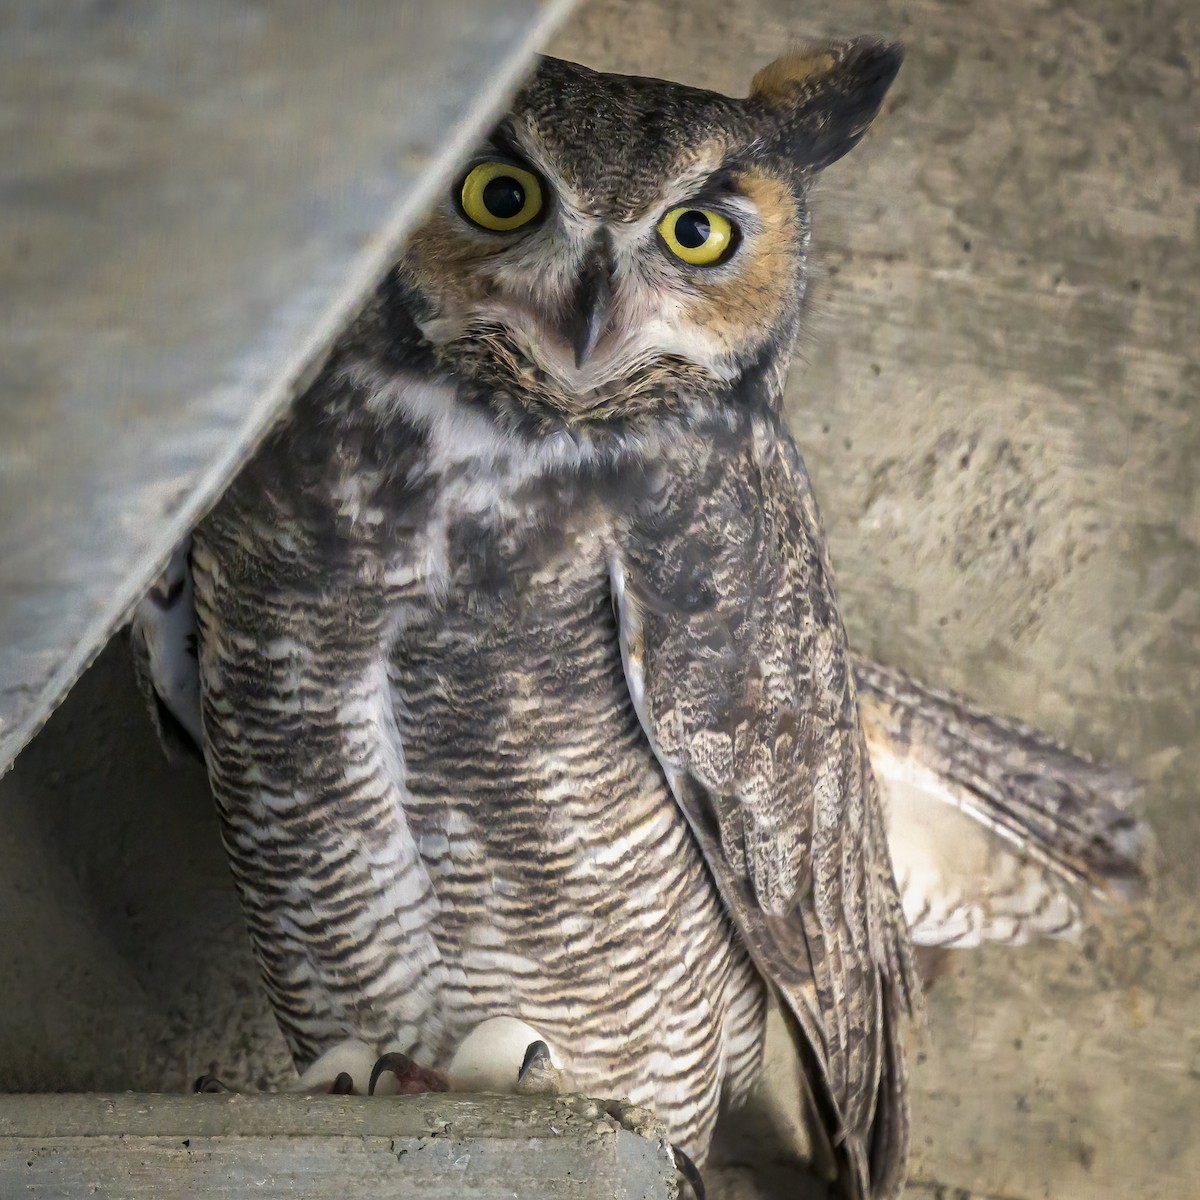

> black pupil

[
  {"left": 675, "top": 210, "right": 711, "bottom": 249},
  {"left": 482, "top": 175, "right": 525, "bottom": 219}
]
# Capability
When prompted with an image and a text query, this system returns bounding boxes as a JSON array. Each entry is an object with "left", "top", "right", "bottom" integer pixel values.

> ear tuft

[
  {"left": 750, "top": 37, "right": 904, "bottom": 173},
  {"left": 751, "top": 48, "right": 841, "bottom": 103}
]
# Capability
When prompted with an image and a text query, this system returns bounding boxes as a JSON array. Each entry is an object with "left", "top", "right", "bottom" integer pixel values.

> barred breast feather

[
  {"left": 132, "top": 371, "right": 1146, "bottom": 1191},
  {"left": 185, "top": 366, "right": 768, "bottom": 1161}
]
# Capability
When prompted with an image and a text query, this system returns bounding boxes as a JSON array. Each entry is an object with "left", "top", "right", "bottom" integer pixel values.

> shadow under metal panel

[{"left": 0, "top": 0, "right": 573, "bottom": 774}]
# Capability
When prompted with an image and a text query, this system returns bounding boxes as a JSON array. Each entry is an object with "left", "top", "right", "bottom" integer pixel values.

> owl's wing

[
  {"left": 855, "top": 655, "right": 1149, "bottom": 948},
  {"left": 611, "top": 416, "right": 919, "bottom": 1200},
  {"left": 128, "top": 538, "right": 204, "bottom": 762},
  {"left": 854, "top": 653, "right": 1148, "bottom": 904}
]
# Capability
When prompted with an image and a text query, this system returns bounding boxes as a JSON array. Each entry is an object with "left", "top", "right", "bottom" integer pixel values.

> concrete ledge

[{"left": 0, "top": 1092, "right": 678, "bottom": 1198}]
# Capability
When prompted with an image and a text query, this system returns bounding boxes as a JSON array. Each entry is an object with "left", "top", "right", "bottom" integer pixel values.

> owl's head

[{"left": 397, "top": 40, "right": 902, "bottom": 431}]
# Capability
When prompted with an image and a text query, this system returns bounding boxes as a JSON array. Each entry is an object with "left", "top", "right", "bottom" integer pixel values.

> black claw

[
  {"left": 518, "top": 1039, "right": 552, "bottom": 1083},
  {"left": 672, "top": 1144, "right": 706, "bottom": 1200},
  {"left": 368, "top": 1051, "right": 413, "bottom": 1096},
  {"left": 193, "top": 1074, "right": 232, "bottom": 1094},
  {"left": 330, "top": 1071, "right": 355, "bottom": 1095}
]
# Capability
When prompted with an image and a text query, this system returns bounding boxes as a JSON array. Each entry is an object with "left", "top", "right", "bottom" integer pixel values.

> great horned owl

[{"left": 130, "top": 42, "right": 1145, "bottom": 1200}]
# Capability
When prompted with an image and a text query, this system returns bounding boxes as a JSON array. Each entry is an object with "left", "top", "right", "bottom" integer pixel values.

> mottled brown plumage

[
  {"left": 612, "top": 417, "right": 919, "bottom": 1196},
  {"left": 126, "top": 41, "right": 1149, "bottom": 1200}
]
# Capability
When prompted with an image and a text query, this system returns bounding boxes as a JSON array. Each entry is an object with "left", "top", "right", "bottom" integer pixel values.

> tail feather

[{"left": 865, "top": 989, "right": 908, "bottom": 1200}]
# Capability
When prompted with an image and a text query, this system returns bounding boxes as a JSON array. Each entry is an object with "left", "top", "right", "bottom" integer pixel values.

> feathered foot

[
  {"left": 447, "top": 1021, "right": 703, "bottom": 1199},
  {"left": 294, "top": 1038, "right": 452, "bottom": 1096},
  {"left": 293, "top": 1038, "right": 378, "bottom": 1095}
]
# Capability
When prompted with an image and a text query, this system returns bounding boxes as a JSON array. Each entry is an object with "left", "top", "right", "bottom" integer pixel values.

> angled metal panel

[{"left": 0, "top": 0, "right": 574, "bottom": 774}]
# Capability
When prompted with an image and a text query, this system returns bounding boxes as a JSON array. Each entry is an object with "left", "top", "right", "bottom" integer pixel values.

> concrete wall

[{"left": 1, "top": 1, "right": 1195, "bottom": 1196}]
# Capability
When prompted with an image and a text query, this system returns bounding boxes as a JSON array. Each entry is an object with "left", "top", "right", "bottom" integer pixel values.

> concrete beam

[{"left": 0, "top": 1092, "right": 678, "bottom": 1198}]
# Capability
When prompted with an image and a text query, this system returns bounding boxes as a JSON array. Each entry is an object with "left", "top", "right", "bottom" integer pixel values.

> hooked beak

[{"left": 569, "top": 236, "right": 615, "bottom": 369}]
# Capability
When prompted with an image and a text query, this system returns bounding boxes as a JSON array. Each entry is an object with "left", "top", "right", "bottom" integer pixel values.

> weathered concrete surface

[
  {"left": 0, "top": 1092, "right": 678, "bottom": 1198},
  {"left": 0, "top": 1, "right": 1195, "bottom": 1198},
  {"left": 0, "top": 637, "right": 291, "bottom": 1095}
]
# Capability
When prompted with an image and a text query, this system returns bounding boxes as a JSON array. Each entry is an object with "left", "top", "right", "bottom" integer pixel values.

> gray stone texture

[{"left": 0, "top": 1093, "right": 679, "bottom": 1198}]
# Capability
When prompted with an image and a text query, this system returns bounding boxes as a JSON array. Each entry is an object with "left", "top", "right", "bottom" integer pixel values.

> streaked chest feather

[
  {"left": 194, "top": 368, "right": 764, "bottom": 1142},
  {"left": 319, "top": 365, "right": 627, "bottom": 596}
]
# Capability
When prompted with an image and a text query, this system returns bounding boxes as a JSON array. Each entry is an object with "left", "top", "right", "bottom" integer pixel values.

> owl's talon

[
  {"left": 330, "top": 1071, "right": 355, "bottom": 1095},
  {"left": 368, "top": 1051, "right": 450, "bottom": 1096},
  {"left": 671, "top": 1144, "right": 706, "bottom": 1200},
  {"left": 516, "top": 1038, "right": 563, "bottom": 1095},
  {"left": 193, "top": 1074, "right": 234, "bottom": 1094},
  {"left": 518, "top": 1039, "right": 550, "bottom": 1079}
]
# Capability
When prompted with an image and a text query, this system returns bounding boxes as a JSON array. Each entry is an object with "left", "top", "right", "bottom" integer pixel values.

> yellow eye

[
  {"left": 459, "top": 162, "right": 544, "bottom": 232},
  {"left": 658, "top": 206, "right": 736, "bottom": 266}
]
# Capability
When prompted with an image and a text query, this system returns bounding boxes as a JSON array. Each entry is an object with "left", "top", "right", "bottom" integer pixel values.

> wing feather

[
  {"left": 854, "top": 654, "right": 1148, "bottom": 904},
  {"left": 612, "top": 415, "right": 918, "bottom": 1199}
]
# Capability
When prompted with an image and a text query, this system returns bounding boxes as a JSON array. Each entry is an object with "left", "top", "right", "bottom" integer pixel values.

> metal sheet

[{"left": 0, "top": 0, "right": 573, "bottom": 773}]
